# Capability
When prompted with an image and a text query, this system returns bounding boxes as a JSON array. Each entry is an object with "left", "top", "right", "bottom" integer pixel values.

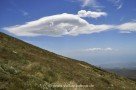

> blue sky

[{"left": 0, "top": 0, "right": 136, "bottom": 66}]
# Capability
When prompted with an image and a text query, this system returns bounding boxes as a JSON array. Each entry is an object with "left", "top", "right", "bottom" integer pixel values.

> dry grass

[{"left": 0, "top": 32, "right": 136, "bottom": 90}]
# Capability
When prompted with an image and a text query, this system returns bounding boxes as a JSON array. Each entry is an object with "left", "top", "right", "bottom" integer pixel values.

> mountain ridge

[{"left": 0, "top": 32, "right": 136, "bottom": 90}]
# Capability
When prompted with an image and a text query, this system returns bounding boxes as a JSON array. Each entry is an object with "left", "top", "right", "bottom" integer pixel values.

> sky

[{"left": 0, "top": 0, "right": 136, "bottom": 66}]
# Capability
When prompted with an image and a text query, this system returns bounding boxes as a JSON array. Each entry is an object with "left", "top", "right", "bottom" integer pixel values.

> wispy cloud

[
  {"left": 108, "top": 0, "right": 123, "bottom": 10},
  {"left": 119, "top": 31, "right": 131, "bottom": 34},
  {"left": 9, "top": 0, "right": 29, "bottom": 16},
  {"left": 120, "top": 17, "right": 124, "bottom": 21},
  {"left": 84, "top": 47, "right": 113, "bottom": 52},
  {"left": 81, "top": 0, "right": 98, "bottom": 7},
  {"left": 117, "top": 3, "right": 123, "bottom": 10},
  {"left": 72, "top": 0, "right": 124, "bottom": 10},
  {"left": 73, "top": 0, "right": 104, "bottom": 9},
  {"left": 19, "top": 10, "right": 29, "bottom": 16}
]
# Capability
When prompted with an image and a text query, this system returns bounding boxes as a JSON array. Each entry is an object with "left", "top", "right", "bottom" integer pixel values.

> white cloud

[
  {"left": 3, "top": 13, "right": 89, "bottom": 36},
  {"left": 3, "top": 13, "right": 114, "bottom": 37},
  {"left": 3, "top": 11, "right": 136, "bottom": 37},
  {"left": 78, "top": 10, "right": 107, "bottom": 18},
  {"left": 116, "top": 22, "right": 136, "bottom": 31},
  {"left": 84, "top": 47, "right": 113, "bottom": 52}
]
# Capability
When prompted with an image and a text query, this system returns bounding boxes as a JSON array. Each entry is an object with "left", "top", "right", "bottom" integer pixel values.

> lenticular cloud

[
  {"left": 3, "top": 13, "right": 136, "bottom": 37},
  {"left": 3, "top": 13, "right": 113, "bottom": 37}
]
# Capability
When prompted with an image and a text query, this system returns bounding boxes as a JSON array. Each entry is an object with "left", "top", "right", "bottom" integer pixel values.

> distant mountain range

[
  {"left": 100, "top": 62, "right": 136, "bottom": 81},
  {"left": 0, "top": 32, "right": 136, "bottom": 90},
  {"left": 105, "top": 68, "right": 136, "bottom": 81},
  {"left": 99, "top": 62, "right": 136, "bottom": 69}
]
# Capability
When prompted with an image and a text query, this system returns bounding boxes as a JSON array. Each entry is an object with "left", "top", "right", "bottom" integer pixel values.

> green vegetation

[{"left": 0, "top": 32, "right": 136, "bottom": 90}]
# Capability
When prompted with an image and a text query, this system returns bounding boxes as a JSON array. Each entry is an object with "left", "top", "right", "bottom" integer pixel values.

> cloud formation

[
  {"left": 117, "top": 22, "right": 136, "bottom": 31},
  {"left": 78, "top": 10, "right": 107, "bottom": 18},
  {"left": 3, "top": 12, "right": 136, "bottom": 37},
  {"left": 3, "top": 13, "right": 114, "bottom": 37},
  {"left": 80, "top": 0, "right": 98, "bottom": 7},
  {"left": 108, "top": 0, "right": 123, "bottom": 10},
  {"left": 20, "top": 10, "right": 28, "bottom": 16},
  {"left": 77, "top": 0, "right": 104, "bottom": 9},
  {"left": 84, "top": 47, "right": 113, "bottom": 52},
  {"left": 117, "top": 3, "right": 123, "bottom": 10}
]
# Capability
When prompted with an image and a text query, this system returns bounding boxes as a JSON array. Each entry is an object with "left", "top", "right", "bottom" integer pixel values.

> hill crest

[{"left": 0, "top": 32, "right": 136, "bottom": 90}]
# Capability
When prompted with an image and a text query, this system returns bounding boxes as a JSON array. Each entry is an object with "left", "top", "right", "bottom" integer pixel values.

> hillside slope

[{"left": 0, "top": 32, "right": 136, "bottom": 90}]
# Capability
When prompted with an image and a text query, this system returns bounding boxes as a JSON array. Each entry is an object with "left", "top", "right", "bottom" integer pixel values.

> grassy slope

[{"left": 0, "top": 32, "right": 136, "bottom": 90}]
